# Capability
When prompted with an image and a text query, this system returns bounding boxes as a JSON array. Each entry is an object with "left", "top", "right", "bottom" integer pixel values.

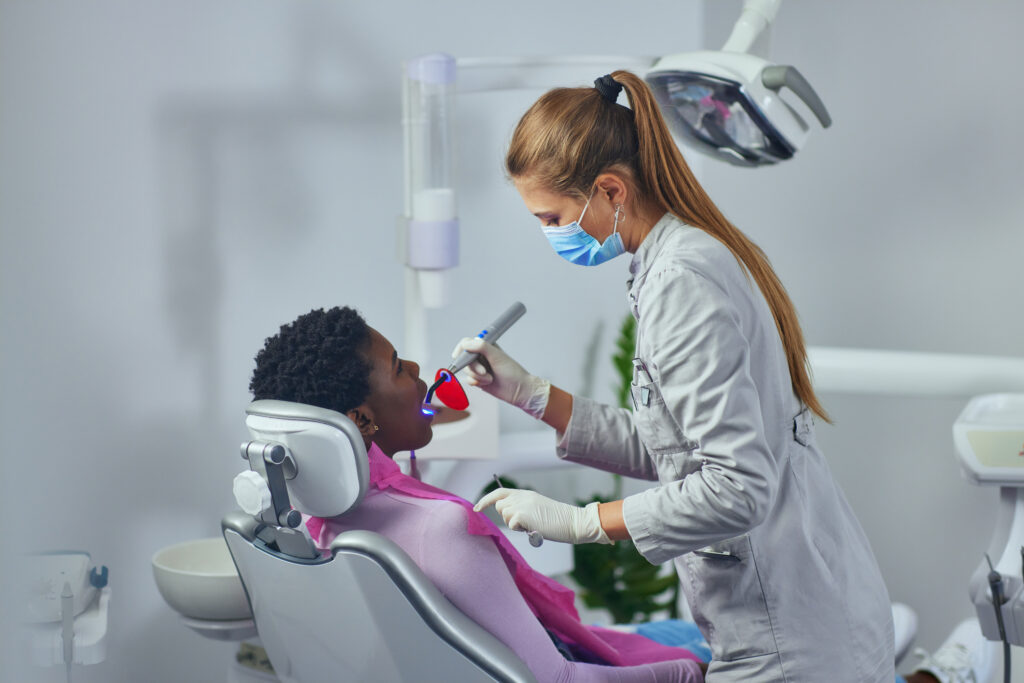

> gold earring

[{"left": 373, "top": 425, "right": 380, "bottom": 432}]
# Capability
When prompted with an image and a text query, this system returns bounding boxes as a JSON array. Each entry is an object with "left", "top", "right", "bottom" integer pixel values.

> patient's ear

[{"left": 346, "top": 405, "right": 377, "bottom": 440}]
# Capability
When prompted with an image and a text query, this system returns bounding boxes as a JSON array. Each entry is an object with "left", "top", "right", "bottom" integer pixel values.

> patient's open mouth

[{"left": 419, "top": 381, "right": 435, "bottom": 418}]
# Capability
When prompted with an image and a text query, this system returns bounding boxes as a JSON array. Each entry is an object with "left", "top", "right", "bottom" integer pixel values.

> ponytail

[{"left": 507, "top": 71, "right": 830, "bottom": 422}]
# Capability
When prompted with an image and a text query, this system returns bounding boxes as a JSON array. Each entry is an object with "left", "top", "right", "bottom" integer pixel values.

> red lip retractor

[{"left": 426, "top": 369, "right": 469, "bottom": 411}]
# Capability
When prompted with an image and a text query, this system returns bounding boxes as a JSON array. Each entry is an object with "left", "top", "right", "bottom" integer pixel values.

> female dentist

[{"left": 470, "top": 72, "right": 895, "bottom": 681}]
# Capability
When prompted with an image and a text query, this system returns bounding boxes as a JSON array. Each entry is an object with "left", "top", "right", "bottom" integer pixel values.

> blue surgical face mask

[{"left": 541, "top": 190, "right": 626, "bottom": 267}]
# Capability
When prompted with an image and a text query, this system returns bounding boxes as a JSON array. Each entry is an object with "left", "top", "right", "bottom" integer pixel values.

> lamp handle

[{"left": 762, "top": 65, "right": 833, "bottom": 128}]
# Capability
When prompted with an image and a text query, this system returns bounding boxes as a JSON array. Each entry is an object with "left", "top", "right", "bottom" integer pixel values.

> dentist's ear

[
  {"left": 594, "top": 171, "right": 630, "bottom": 207},
  {"left": 346, "top": 406, "right": 379, "bottom": 441}
]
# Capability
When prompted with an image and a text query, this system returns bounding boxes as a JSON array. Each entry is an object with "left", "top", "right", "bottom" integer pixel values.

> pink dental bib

[{"left": 305, "top": 443, "right": 698, "bottom": 667}]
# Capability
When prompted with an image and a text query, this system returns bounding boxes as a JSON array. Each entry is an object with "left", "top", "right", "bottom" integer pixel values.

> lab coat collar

[{"left": 627, "top": 211, "right": 678, "bottom": 289}]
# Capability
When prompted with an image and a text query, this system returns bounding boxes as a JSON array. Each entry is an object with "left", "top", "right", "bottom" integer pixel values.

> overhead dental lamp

[{"left": 645, "top": 0, "right": 832, "bottom": 166}]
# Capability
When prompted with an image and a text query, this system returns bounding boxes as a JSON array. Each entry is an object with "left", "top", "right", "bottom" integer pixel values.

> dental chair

[{"left": 222, "top": 399, "right": 537, "bottom": 683}]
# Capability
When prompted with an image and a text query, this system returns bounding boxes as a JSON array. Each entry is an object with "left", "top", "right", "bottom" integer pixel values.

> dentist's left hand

[{"left": 474, "top": 488, "right": 612, "bottom": 545}]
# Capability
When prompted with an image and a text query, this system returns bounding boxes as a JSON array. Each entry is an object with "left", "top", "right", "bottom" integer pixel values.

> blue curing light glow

[{"left": 421, "top": 406, "right": 436, "bottom": 416}]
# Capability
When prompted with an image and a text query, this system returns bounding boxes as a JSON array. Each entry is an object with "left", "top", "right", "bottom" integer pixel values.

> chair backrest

[
  {"left": 245, "top": 399, "right": 369, "bottom": 518},
  {"left": 225, "top": 400, "right": 536, "bottom": 683}
]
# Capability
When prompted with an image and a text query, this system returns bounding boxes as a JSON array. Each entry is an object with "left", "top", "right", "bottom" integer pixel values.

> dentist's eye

[{"left": 536, "top": 212, "right": 559, "bottom": 227}]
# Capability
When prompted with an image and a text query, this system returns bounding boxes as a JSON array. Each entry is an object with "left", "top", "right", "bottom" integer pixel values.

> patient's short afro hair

[{"left": 249, "top": 306, "right": 372, "bottom": 416}]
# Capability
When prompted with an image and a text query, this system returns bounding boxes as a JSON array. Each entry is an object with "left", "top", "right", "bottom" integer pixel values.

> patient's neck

[{"left": 368, "top": 438, "right": 398, "bottom": 459}]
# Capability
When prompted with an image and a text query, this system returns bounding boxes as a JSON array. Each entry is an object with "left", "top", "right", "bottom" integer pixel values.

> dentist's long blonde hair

[{"left": 506, "top": 70, "right": 830, "bottom": 423}]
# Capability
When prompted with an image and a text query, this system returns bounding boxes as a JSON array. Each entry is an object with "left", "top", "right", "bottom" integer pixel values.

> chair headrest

[{"left": 245, "top": 400, "right": 370, "bottom": 518}]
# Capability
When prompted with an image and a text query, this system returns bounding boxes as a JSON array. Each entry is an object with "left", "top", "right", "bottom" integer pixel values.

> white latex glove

[
  {"left": 474, "top": 487, "right": 612, "bottom": 545},
  {"left": 451, "top": 337, "right": 551, "bottom": 419}
]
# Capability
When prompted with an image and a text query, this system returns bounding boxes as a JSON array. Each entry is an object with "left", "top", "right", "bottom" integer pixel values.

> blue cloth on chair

[
  {"left": 634, "top": 620, "right": 711, "bottom": 663},
  {"left": 625, "top": 619, "right": 906, "bottom": 682}
]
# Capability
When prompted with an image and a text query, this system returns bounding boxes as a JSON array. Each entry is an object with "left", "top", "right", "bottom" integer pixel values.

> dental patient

[{"left": 249, "top": 306, "right": 706, "bottom": 683}]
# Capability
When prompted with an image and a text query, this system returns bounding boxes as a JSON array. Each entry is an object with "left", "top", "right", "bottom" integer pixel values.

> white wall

[
  {"left": 0, "top": 2, "right": 701, "bottom": 681},
  {"left": 701, "top": 0, "right": 1024, "bottom": 678}
]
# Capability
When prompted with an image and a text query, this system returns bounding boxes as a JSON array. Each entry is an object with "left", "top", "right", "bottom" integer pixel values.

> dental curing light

[
  {"left": 425, "top": 369, "right": 468, "bottom": 412},
  {"left": 645, "top": 0, "right": 832, "bottom": 167},
  {"left": 424, "top": 302, "right": 527, "bottom": 411}
]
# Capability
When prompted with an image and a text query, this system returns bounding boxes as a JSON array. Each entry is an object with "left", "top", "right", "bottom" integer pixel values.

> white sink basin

[{"left": 152, "top": 537, "right": 252, "bottom": 621}]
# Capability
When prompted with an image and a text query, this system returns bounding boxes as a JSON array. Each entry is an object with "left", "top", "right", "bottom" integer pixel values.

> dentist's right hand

[
  {"left": 451, "top": 337, "right": 551, "bottom": 419},
  {"left": 473, "top": 487, "right": 611, "bottom": 545}
]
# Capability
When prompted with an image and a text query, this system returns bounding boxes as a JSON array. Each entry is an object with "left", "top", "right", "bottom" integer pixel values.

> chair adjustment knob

[{"left": 233, "top": 471, "right": 273, "bottom": 516}]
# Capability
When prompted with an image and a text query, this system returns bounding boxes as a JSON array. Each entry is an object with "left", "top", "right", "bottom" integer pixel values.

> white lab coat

[{"left": 556, "top": 213, "right": 895, "bottom": 681}]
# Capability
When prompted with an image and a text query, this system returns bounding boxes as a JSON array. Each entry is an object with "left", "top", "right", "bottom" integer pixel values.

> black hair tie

[{"left": 594, "top": 74, "right": 623, "bottom": 103}]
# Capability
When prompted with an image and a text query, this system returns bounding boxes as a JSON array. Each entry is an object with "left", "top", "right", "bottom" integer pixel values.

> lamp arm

[
  {"left": 808, "top": 346, "right": 1024, "bottom": 397},
  {"left": 721, "top": 0, "right": 783, "bottom": 53}
]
